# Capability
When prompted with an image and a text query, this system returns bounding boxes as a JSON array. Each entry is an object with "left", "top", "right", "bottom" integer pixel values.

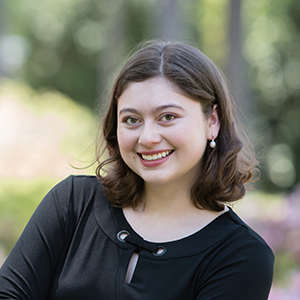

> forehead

[{"left": 117, "top": 78, "right": 202, "bottom": 112}]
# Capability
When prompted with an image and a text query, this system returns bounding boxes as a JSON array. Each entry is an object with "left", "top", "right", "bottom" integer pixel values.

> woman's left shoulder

[
  {"left": 224, "top": 208, "right": 274, "bottom": 261},
  {"left": 196, "top": 209, "right": 274, "bottom": 300}
]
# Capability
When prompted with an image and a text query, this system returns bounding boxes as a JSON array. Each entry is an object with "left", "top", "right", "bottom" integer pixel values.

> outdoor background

[{"left": 0, "top": 0, "right": 300, "bottom": 298}]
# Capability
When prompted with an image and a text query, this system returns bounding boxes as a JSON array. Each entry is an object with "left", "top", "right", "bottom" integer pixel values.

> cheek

[
  {"left": 177, "top": 123, "right": 208, "bottom": 155},
  {"left": 117, "top": 128, "right": 137, "bottom": 153},
  {"left": 117, "top": 128, "right": 127, "bottom": 152},
  {"left": 172, "top": 122, "right": 207, "bottom": 143}
]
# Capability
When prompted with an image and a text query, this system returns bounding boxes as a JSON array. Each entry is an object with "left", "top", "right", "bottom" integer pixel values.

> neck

[
  {"left": 139, "top": 181, "right": 196, "bottom": 216},
  {"left": 123, "top": 182, "right": 228, "bottom": 243}
]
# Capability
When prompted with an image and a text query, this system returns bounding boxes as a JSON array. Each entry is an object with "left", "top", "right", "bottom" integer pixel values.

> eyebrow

[{"left": 118, "top": 104, "right": 185, "bottom": 117}]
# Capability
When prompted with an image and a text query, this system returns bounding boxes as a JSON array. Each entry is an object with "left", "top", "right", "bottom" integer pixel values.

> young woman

[{"left": 0, "top": 41, "right": 274, "bottom": 300}]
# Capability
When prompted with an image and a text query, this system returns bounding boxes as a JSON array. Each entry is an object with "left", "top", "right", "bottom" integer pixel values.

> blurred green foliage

[
  {"left": 0, "top": 178, "right": 57, "bottom": 255},
  {"left": 0, "top": 78, "right": 97, "bottom": 165},
  {"left": 243, "top": 0, "right": 300, "bottom": 192}
]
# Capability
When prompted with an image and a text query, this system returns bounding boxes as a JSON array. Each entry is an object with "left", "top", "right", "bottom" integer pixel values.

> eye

[
  {"left": 124, "top": 117, "right": 139, "bottom": 124},
  {"left": 161, "top": 114, "right": 175, "bottom": 121}
]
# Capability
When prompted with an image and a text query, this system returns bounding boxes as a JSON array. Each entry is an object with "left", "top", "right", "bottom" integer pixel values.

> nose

[{"left": 138, "top": 123, "right": 162, "bottom": 147}]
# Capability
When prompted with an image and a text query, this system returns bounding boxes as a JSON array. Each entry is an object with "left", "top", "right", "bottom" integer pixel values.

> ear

[{"left": 207, "top": 104, "right": 220, "bottom": 140}]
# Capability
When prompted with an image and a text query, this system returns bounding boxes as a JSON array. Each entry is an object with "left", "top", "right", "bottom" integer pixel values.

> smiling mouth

[{"left": 140, "top": 150, "right": 174, "bottom": 161}]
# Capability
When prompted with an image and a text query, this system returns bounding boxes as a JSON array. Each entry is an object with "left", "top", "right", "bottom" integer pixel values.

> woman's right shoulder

[
  {"left": 51, "top": 175, "right": 103, "bottom": 197},
  {"left": 43, "top": 175, "right": 106, "bottom": 218}
]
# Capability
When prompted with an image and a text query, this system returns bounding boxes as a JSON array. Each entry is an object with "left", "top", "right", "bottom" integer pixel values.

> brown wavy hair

[{"left": 95, "top": 40, "right": 258, "bottom": 211}]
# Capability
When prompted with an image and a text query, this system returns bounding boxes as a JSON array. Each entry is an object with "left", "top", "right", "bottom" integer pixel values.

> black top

[{"left": 0, "top": 175, "right": 274, "bottom": 300}]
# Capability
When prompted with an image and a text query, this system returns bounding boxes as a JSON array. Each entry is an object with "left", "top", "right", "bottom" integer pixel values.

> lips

[
  {"left": 141, "top": 150, "right": 173, "bottom": 161},
  {"left": 138, "top": 150, "right": 174, "bottom": 167}
]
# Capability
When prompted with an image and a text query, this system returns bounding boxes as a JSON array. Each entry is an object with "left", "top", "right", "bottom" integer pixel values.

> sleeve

[
  {"left": 195, "top": 231, "right": 274, "bottom": 300},
  {"left": 0, "top": 176, "right": 75, "bottom": 300}
]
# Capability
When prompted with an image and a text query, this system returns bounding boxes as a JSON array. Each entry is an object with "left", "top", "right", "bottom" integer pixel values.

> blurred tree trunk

[
  {"left": 227, "top": 0, "right": 251, "bottom": 119},
  {"left": 96, "top": 2, "right": 127, "bottom": 111},
  {"left": 155, "top": 0, "right": 185, "bottom": 40},
  {"left": 0, "top": 1, "right": 4, "bottom": 78}
]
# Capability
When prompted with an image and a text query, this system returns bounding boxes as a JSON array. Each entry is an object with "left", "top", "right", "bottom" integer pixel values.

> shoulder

[
  {"left": 53, "top": 174, "right": 102, "bottom": 190},
  {"left": 226, "top": 208, "right": 273, "bottom": 254},
  {"left": 50, "top": 175, "right": 104, "bottom": 199},
  {"left": 198, "top": 208, "right": 274, "bottom": 278},
  {"left": 195, "top": 210, "right": 274, "bottom": 299},
  {"left": 45, "top": 175, "right": 108, "bottom": 218},
  {"left": 213, "top": 209, "right": 274, "bottom": 279}
]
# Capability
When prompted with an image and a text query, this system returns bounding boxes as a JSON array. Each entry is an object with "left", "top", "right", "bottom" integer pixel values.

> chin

[
  {"left": 139, "top": 175, "right": 170, "bottom": 186},
  {"left": 142, "top": 175, "right": 184, "bottom": 187}
]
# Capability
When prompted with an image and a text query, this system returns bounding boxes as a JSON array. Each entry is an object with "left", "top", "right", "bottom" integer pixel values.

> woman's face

[{"left": 117, "top": 77, "right": 219, "bottom": 189}]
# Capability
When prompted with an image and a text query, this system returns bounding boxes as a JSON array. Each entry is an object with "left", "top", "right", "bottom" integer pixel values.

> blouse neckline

[{"left": 94, "top": 192, "right": 244, "bottom": 260}]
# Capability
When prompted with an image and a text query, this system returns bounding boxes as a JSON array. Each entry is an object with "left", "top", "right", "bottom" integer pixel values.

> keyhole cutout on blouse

[
  {"left": 124, "top": 246, "right": 166, "bottom": 283},
  {"left": 124, "top": 252, "right": 139, "bottom": 283},
  {"left": 118, "top": 231, "right": 139, "bottom": 284},
  {"left": 117, "top": 230, "right": 166, "bottom": 284}
]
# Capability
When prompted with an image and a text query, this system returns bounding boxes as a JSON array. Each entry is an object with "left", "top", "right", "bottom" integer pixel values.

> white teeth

[{"left": 141, "top": 151, "right": 172, "bottom": 161}]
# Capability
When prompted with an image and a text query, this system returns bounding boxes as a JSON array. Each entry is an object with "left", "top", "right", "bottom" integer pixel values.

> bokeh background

[{"left": 0, "top": 0, "right": 300, "bottom": 298}]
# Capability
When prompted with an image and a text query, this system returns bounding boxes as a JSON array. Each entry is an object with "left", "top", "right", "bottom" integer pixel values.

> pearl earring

[{"left": 210, "top": 133, "right": 216, "bottom": 148}]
